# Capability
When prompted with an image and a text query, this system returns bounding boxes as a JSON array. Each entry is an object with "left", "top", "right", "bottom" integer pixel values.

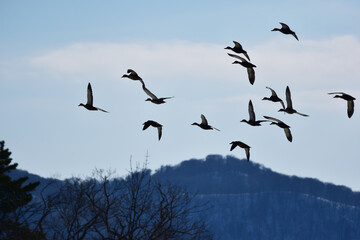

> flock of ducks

[{"left": 78, "top": 22, "right": 356, "bottom": 162}]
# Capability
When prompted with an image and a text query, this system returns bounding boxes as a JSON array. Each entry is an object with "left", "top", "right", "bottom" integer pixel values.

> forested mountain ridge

[
  {"left": 10, "top": 155, "right": 360, "bottom": 239},
  {"left": 153, "top": 155, "right": 360, "bottom": 239},
  {"left": 154, "top": 154, "right": 360, "bottom": 208}
]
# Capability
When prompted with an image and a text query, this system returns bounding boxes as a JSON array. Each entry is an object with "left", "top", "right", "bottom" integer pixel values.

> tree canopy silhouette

[
  {"left": 34, "top": 165, "right": 212, "bottom": 239},
  {"left": 0, "top": 140, "right": 43, "bottom": 239}
]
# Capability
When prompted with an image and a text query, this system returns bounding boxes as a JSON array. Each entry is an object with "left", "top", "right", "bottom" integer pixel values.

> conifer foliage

[{"left": 0, "top": 140, "right": 42, "bottom": 239}]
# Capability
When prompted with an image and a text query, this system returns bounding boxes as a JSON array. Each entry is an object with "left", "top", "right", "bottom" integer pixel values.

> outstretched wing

[
  {"left": 244, "top": 147, "right": 250, "bottom": 161},
  {"left": 247, "top": 67, "right": 255, "bottom": 85},
  {"left": 279, "top": 99, "right": 285, "bottom": 109},
  {"left": 230, "top": 142, "right": 238, "bottom": 151},
  {"left": 285, "top": 86, "right": 293, "bottom": 109},
  {"left": 157, "top": 126, "right": 162, "bottom": 140},
  {"left": 263, "top": 115, "right": 282, "bottom": 123},
  {"left": 233, "top": 41, "right": 243, "bottom": 49},
  {"left": 143, "top": 121, "right": 151, "bottom": 130},
  {"left": 328, "top": 92, "right": 345, "bottom": 95},
  {"left": 232, "top": 41, "right": 251, "bottom": 61},
  {"left": 243, "top": 51, "right": 251, "bottom": 62},
  {"left": 279, "top": 22, "right": 290, "bottom": 30},
  {"left": 267, "top": 86, "right": 285, "bottom": 108},
  {"left": 87, "top": 83, "right": 93, "bottom": 106},
  {"left": 348, "top": 100, "right": 355, "bottom": 118},
  {"left": 248, "top": 100, "right": 256, "bottom": 121},
  {"left": 329, "top": 92, "right": 356, "bottom": 101},
  {"left": 142, "top": 83, "right": 158, "bottom": 100},
  {"left": 200, "top": 114, "right": 208, "bottom": 125},
  {"left": 292, "top": 32, "right": 299, "bottom": 41},
  {"left": 284, "top": 128, "right": 293, "bottom": 142},
  {"left": 267, "top": 86, "right": 277, "bottom": 97},
  {"left": 227, "top": 53, "right": 246, "bottom": 62}
]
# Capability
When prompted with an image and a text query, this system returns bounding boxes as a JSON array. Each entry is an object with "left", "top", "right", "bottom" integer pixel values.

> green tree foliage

[{"left": 0, "top": 140, "right": 43, "bottom": 239}]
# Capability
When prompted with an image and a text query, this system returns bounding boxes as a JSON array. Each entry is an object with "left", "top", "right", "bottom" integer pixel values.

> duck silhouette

[
  {"left": 143, "top": 120, "right": 163, "bottom": 140},
  {"left": 141, "top": 82, "right": 174, "bottom": 104},
  {"left": 241, "top": 100, "right": 268, "bottom": 126},
  {"left": 192, "top": 114, "right": 220, "bottom": 131},
  {"left": 230, "top": 141, "right": 251, "bottom": 161},
  {"left": 278, "top": 86, "right": 309, "bottom": 117},
  {"left": 122, "top": 69, "right": 144, "bottom": 83},
  {"left": 272, "top": 22, "right": 299, "bottom": 41},
  {"left": 328, "top": 92, "right": 356, "bottom": 118},
  {"left": 228, "top": 53, "right": 256, "bottom": 85},
  {"left": 225, "top": 41, "right": 250, "bottom": 61},
  {"left": 262, "top": 86, "right": 285, "bottom": 109},
  {"left": 78, "top": 83, "right": 108, "bottom": 113},
  {"left": 264, "top": 116, "right": 292, "bottom": 142}
]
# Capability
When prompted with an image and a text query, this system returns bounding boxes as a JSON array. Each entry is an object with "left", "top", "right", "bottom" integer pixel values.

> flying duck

[
  {"left": 141, "top": 82, "right": 174, "bottom": 104},
  {"left": 263, "top": 116, "right": 292, "bottom": 142},
  {"left": 225, "top": 41, "right": 251, "bottom": 61},
  {"left": 228, "top": 53, "right": 256, "bottom": 85},
  {"left": 78, "top": 83, "right": 108, "bottom": 113},
  {"left": 192, "top": 114, "right": 220, "bottom": 131},
  {"left": 241, "top": 100, "right": 268, "bottom": 126},
  {"left": 278, "top": 86, "right": 309, "bottom": 117},
  {"left": 143, "top": 120, "right": 163, "bottom": 140},
  {"left": 121, "top": 69, "right": 144, "bottom": 83},
  {"left": 230, "top": 141, "right": 251, "bottom": 161},
  {"left": 262, "top": 86, "right": 285, "bottom": 109},
  {"left": 328, "top": 92, "right": 356, "bottom": 118},
  {"left": 271, "top": 22, "right": 299, "bottom": 41}
]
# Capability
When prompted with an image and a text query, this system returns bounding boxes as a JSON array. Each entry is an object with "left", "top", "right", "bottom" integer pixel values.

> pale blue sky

[{"left": 1, "top": 1, "right": 360, "bottom": 190}]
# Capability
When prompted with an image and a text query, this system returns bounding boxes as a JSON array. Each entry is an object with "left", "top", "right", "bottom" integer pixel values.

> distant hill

[
  {"left": 199, "top": 192, "right": 360, "bottom": 240},
  {"left": 9, "top": 155, "right": 360, "bottom": 240},
  {"left": 8, "top": 168, "right": 62, "bottom": 197},
  {"left": 153, "top": 155, "right": 360, "bottom": 239},
  {"left": 154, "top": 154, "right": 360, "bottom": 207}
]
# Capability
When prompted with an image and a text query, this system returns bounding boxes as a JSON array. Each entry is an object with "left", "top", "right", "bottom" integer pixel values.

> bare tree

[
  {"left": 35, "top": 165, "right": 212, "bottom": 239},
  {"left": 40, "top": 178, "right": 99, "bottom": 240}
]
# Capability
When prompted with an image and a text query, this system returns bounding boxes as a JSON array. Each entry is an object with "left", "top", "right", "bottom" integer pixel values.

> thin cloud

[
  {"left": 27, "top": 36, "right": 360, "bottom": 88},
  {"left": 252, "top": 35, "right": 360, "bottom": 87},
  {"left": 29, "top": 41, "right": 233, "bottom": 81}
]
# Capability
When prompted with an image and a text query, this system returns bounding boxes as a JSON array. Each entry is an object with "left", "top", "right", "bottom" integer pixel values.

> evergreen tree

[{"left": 0, "top": 140, "right": 42, "bottom": 239}]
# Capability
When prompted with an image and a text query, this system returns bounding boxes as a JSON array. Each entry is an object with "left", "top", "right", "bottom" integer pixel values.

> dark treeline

[
  {"left": 4, "top": 143, "right": 360, "bottom": 239},
  {"left": 0, "top": 141, "right": 212, "bottom": 240},
  {"left": 202, "top": 191, "right": 360, "bottom": 240},
  {"left": 153, "top": 155, "right": 360, "bottom": 239},
  {"left": 154, "top": 155, "right": 360, "bottom": 208}
]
